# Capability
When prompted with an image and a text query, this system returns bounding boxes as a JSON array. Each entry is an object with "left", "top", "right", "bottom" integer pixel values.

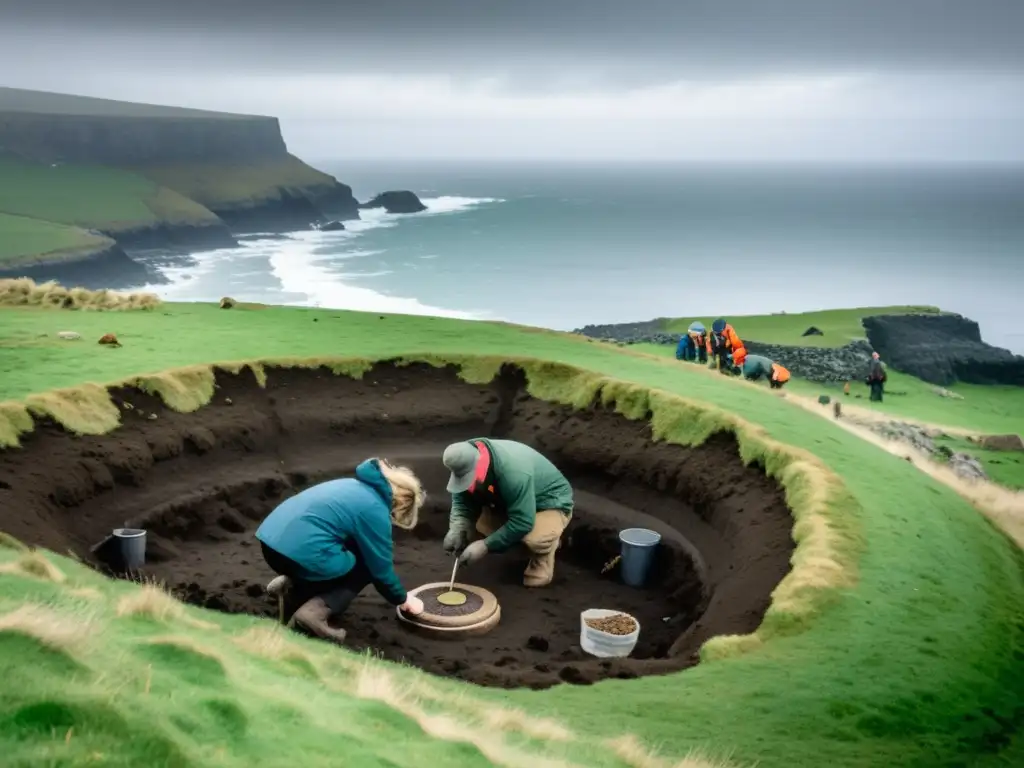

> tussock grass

[
  {"left": 0, "top": 278, "right": 160, "bottom": 310},
  {"left": 232, "top": 626, "right": 321, "bottom": 676},
  {"left": 410, "top": 679, "right": 574, "bottom": 742},
  {"left": 116, "top": 583, "right": 219, "bottom": 630},
  {"left": 0, "top": 401, "right": 33, "bottom": 448},
  {"left": 606, "top": 735, "right": 737, "bottom": 768},
  {"left": 0, "top": 603, "right": 92, "bottom": 650},
  {"left": 23, "top": 383, "right": 121, "bottom": 437},
  {"left": 352, "top": 663, "right": 580, "bottom": 768},
  {"left": 0, "top": 550, "right": 67, "bottom": 583},
  {"left": 67, "top": 586, "right": 103, "bottom": 601},
  {"left": 131, "top": 366, "right": 217, "bottom": 413},
  {"left": 0, "top": 531, "right": 28, "bottom": 552}
]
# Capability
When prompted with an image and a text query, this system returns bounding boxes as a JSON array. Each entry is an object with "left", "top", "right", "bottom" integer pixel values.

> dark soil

[
  {"left": 0, "top": 361, "right": 794, "bottom": 690},
  {"left": 415, "top": 586, "right": 486, "bottom": 618}
]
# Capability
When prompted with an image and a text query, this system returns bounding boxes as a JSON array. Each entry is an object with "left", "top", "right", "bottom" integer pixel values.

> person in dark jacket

[
  {"left": 441, "top": 438, "right": 574, "bottom": 588},
  {"left": 255, "top": 458, "right": 426, "bottom": 643},
  {"left": 706, "top": 318, "right": 747, "bottom": 373},
  {"left": 866, "top": 351, "right": 887, "bottom": 402},
  {"left": 675, "top": 322, "right": 708, "bottom": 363}
]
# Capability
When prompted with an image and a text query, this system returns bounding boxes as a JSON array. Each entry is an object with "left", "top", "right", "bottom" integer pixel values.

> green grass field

[
  {"left": 0, "top": 213, "right": 113, "bottom": 265},
  {"left": 634, "top": 341, "right": 1024, "bottom": 489},
  {"left": 1, "top": 300, "right": 1022, "bottom": 768},
  {"left": 0, "top": 157, "right": 219, "bottom": 233},
  {"left": 136, "top": 154, "right": 339, "bottom": 208},
  {"left": 662, "top": 306, "right": 944, "bottom": 348}
]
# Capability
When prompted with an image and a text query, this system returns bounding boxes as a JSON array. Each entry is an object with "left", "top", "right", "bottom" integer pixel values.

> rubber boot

[
  {"left": 288, "top": 597, "right": 347, "bottom": 644},
  {"left": 266, "top": 575, "right": 292, "bottom": 598}
]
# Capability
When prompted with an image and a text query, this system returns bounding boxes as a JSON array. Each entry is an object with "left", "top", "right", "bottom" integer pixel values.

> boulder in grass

[
  {"left": 220, "top": 297, "right": 236, "bottom": 309},
  {"left": 976, "top": 434, "right": 1024, "bottom": 452},
  {"left": 98, "top": 333, "right": 121, "bottom": 347},
  {"left": 57, "top": 331, "right": 81, "bottom": 341}
]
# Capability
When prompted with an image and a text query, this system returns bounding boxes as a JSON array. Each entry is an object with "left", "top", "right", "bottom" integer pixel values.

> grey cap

[{"left": 443, "top": 442, "right": 480, "bottom": 493}]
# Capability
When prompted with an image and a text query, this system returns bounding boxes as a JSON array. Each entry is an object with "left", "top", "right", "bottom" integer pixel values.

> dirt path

[{"left": 783, "top": 390, "right": 1024, "bottom": 549}]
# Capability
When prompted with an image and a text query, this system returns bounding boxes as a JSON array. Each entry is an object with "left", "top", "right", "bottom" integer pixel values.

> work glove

[
  {"left": 457, "top": 539, "right": 489, "bottom": 567},
  {"left": 400, "top": 595, "right": 424, "bottom": 616},
  {"left": 443, "top": 527, "right": 469, "bottom": 556}
]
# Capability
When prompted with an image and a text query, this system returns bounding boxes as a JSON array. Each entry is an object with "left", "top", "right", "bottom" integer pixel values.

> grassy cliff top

[
  {"left": 0, "top": 86, "right": 263, "bottom": 120},
  {"left": 0, "top": 299, "right": 1021, "bottom": 768},
  {"left": 663, "top": 306, "right": 945, "bottom": 348},
  {"left": 0, "top": 214, "right": 113, "bottom": 266},
  {"left": 0, "top": 157, "right": 220, "bottom": 232},
  {"left": 136, "top": 154, "right": 339, "bottom": 207}
]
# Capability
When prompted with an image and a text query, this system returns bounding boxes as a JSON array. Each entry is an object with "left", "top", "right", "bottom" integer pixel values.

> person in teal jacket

[
  {"left": 441, "top": 438, "right": 574, "bottom": 588},
  {"left": 255, "top": 458, "right": 426, "bottom": 643}
]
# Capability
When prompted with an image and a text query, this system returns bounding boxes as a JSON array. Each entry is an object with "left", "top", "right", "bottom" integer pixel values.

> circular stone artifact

[{"left": 396, "top": 581, "right": 501, "bottom": 638}]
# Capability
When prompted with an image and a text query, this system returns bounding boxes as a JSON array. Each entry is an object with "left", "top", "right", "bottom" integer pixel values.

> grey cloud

[{"left": 5, "top": 1, "right": 1024, "bottom": 84}]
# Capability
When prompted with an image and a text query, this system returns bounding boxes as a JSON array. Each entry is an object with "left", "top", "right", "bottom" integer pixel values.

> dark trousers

[
  {"left": 260, "top": 542, "right": 372, "bottom": 618},
  {"left": 869, "top": 381, "right": 884, "bottom": 402}
]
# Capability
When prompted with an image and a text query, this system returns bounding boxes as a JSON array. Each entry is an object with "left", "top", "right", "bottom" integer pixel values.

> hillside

[
  {"left": 0, "top": 87, "right": 362, "bottom": 280},
  {"left": 0, "top": 294, "right": 1021, "bottom": 768}
]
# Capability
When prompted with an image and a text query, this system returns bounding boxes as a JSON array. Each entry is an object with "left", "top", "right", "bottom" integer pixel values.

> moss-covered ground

[{"left": 1, "top": 300, "right": 1022, "bottom": 768}]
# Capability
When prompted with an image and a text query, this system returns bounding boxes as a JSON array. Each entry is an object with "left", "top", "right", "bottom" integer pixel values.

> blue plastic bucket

[{"left": 618, "top": 528, "right": 661, "bottom": 587}]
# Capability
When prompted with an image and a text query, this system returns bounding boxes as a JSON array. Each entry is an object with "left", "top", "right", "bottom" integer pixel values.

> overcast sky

[{"left": 2, "top": 1, "right": 1023, "bottom": 161}]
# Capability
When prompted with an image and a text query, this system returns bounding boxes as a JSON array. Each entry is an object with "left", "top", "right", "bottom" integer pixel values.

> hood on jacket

[{"left": 355, "top": 459, "right": 393, "bottom": 508}]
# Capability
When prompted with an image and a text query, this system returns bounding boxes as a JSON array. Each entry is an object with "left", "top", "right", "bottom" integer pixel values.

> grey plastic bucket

[
  {"left": 618, "top": 528, "right": 661, "bottom": 587},
  {"left": 113, "top": 528, "right": 147, "bottom": 570}
]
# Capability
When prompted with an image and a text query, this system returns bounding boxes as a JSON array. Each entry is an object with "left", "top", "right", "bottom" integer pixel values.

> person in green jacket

[{"left": 441, "top": 438, "right": 574, "bottom": 588}]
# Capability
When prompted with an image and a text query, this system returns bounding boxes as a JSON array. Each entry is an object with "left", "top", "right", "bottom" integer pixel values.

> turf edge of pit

[{"left": 0, "top": 354, "right": 865, "bottom": 766}]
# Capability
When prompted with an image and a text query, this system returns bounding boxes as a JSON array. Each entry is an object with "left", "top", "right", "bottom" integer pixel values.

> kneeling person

[
  {"left": 742, "top": 354, "right": 791, "bottom": 389},
  {"left": 255, "top": 458, "right": 426, "bottom": 643},
  {"left": 442, "top": 438, "right": 574, "bottom": 588}
]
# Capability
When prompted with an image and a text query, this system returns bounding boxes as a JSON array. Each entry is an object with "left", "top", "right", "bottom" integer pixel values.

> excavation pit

[{"left": 0, "top": 361, "right": 795, "bottom": 690}]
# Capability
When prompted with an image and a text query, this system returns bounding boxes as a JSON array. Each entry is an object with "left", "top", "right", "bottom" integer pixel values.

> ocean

[{"left": 137, "top": 161, "right": 1024, "bottom": 354}]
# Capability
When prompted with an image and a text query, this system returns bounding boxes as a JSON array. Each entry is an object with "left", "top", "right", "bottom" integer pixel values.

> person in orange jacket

[
  {"left": 706, "top": 318, "right": 747, "bottom": 373},
  {"left": 741, "top": 354, "right": 791, "bottom": 389}
]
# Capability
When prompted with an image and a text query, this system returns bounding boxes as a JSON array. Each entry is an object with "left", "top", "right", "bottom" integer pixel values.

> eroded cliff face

[
  {"left": 863, "top": 314, "right": 1024, "bottom": 386},
  {"left": 0, "top": 112, "right": 288, "bottom": 165}
]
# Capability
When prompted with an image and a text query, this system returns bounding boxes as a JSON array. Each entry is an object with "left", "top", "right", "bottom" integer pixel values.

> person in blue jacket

[
  {"left": 255, "top": 458, "right": 426, "bottom": 643},
  {"left": 675, "top": 321, "right": 708, "bottom": 363}
]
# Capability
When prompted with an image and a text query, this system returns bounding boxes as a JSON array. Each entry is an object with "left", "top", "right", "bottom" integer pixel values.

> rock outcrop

[
  {"left": 359, "top": 191, "right": 427, "bottom": 214},
  {"left": 847, "top": 416, "right": 988, "bottom": 481},
  {"left": 862, "top": 314, "right": 1024, "bottom": 387}
]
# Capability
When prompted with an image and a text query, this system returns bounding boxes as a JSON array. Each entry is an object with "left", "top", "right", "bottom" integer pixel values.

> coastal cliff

[{"left": 0, "top": 87, "right": 364, "bottom": 281}]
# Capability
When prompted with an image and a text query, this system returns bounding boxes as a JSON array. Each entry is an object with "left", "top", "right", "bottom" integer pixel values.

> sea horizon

[{"left": 135, "top": 159, "right": 1024, "bottom": 354}]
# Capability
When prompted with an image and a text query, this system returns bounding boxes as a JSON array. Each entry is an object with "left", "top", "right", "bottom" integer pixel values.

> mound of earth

[
  {"left": 863, "top": 313, "right": 1024, "bottom": 386},
  {"left": 0, "top": 362, "right": 793, "bottom": 690}
]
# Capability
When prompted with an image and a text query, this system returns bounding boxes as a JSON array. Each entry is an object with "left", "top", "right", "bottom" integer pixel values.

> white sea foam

[{"left": 139, "top": 195, "right": 503, "bottom": 320}]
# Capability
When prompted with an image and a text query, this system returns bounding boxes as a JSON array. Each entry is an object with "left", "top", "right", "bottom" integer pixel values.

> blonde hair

[{"left": 377, "top": 460, "right": 425, "bottom": 530}]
